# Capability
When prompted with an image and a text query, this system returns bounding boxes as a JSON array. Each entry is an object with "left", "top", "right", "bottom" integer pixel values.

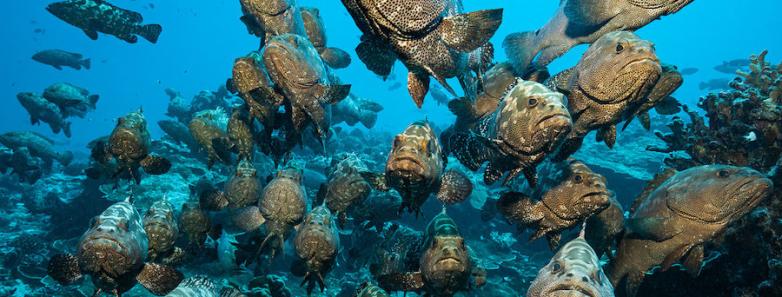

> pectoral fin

[
  {"left": 359, "top": 172, "right": 389, "bottom": 192},
  {"left": 47, "top": 254, "right": 82, "bottom": 285},
  {"left": 596, "top": 125, "right": 617, "bottom": 148},
  {"left": 408, "top": 70, "right": 430, "bottom": 108},
  {"left": 625, "top": 216, "right": 683, "bottom": 242},
  {"left": 661, "top": 243, "right": 693, "bottom": 271},
  {"left": 563, "top": 0, "right": 620, "bottom": 29},
  {"left": 317, "top": 84, "right": 351, "bottom": 105},
  {"left": 440, "top": 9, "right": 503, "bottom": 52},
  {"left": 682, "top": 244, "right": 704, "bottom": 277},
  {"left": 136, "top": 263, "right": 183, "bottom": 295},
  {"left": 140, "top": 155, "right": 171, "bottom": 175},
  {"left": 377, "top": 272, "right": 424, "bottom": 292},
  {"left": 356, "top": 35, "right": 396, "bottom": 78},
  {"left": 83, "top": 29, "right": 98, "bottom": 40},
  {"left": 436, "top": 169, "right": 473, "bottom": 205}
]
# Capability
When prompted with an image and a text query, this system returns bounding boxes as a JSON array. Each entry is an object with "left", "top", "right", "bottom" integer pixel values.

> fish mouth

[
  {"left": 536, "top": 113, "right": 571, "bottom": 128},
  {"left": 389, "top": 155, "right": 425, "bottom": 172},
  {"left": 724, "top": 177, "right": 771, "bottom": 220},
  {"left": 546, "top": 283, "right": 598, "bottom": 297}
]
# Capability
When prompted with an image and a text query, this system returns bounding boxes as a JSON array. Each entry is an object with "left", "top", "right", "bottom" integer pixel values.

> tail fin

[
  {"left": 81, "top": 58, "right": 91, "bottom": 70},
  {"left": 497, "top": 192, "right": 536, "bottom": 224},
  {"left": 320, "top": 47, "right": 352, "bottom": 69},
  {"left": 63, "top": 122, "right": 72, "bottom": 138},
  {"left": 359, "top": 111, "right": 377, "bottom": 129},
  {"left": 59, "top": 150, "right": 74, "bottom": 166},
  {"left": 88, "top": 94, "right": 99, "bottom": 108},
  {"left": 139, "top": 24, "right": 163, "bottom": 43},
  {"left": 698, "top": 82, "right": 706, "bottom": 90},
  {"left": 503, "top": 31, "right": 538, "bottom": 75}
]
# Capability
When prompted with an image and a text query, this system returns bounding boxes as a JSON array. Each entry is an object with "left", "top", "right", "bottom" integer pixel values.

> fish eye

[
  {"left": 551, "top": 261, "right": 562, "bottom": 273},
  {"left": 718, "top": 170, "right": 730, "bottom": 178},
  {"left": 393, "top": 135, "right": 403, "bottom": 147},
  {"left": 615, "top": 43, "right": 625, "bottom": 53},
  {"left": 117, "top": 221, "right": 128, "bottom": 231},
  {"left": 528, "top": 98, "right": 538, "bottom": 107},
  {"left": 573, "top": 174, "right": 583, "bottom": 183}
]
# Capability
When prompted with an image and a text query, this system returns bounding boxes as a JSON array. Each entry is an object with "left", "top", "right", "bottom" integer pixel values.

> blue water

[{"left": 2, "top": 0, "right": 780, "bottom": 152}]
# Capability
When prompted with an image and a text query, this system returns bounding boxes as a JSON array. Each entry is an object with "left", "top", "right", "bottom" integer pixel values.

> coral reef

[{"left": 636, "top": 51, "right": 782, "bottom": 297}]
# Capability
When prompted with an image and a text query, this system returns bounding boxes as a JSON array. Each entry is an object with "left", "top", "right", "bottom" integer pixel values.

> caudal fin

[
  {"left": 62, "top": 121, "right": 72, "bottom": 138},
  {"left": 503, "top": 31, "right": 539, "bottom": 75},
  {"left": 59, "top": 150, "right": 74, "bottom": 166},
  {"left": 81, "top": 58, "right": 91, "bottom": 70},
  {"left": 359, "top": 111, "right": 377, "bottom": 129},
  {"left": 88, "top": 94, "right": 99, "bottom": 108},
  {"left": 320, "top": 47, "right": 352, "bottom": 69},
  {"left": 139, "top": 24, "right": 163, "bottom": 43}
]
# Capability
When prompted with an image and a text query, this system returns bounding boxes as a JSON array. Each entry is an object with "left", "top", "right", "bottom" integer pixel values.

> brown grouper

[
  {"left": 362, "top": 121, "right": 472, "bottom": 216},
  {"left": 48, "top": 198, "right": 183, "bottom": 296},
  {"left": 546, "top": 31, "right": 662, "bottom": 161},
  {"left": 608, "top": 165, "right": 773, "bottom": 297},
  {"left": 503, "top": 0, "right": 692, "bottom": 73},
  {"left": 377, "top": 210, "right": 485, "bottom": 296},
  {"left": 443, "top": 79, "right": 572, "bottom": 186},
  {"left": 293, "top": 205, "right": 340, "bottom": 294},
  {"left": 262, "top": 33, "right": 351, "bottom": 142},
  {"left": 341, "top": 0, "right": 502, "bottom": 107},
  {"left": 527, "top": 235, "right": 615, "bottom": 297},
  {"left": 498, "top": 159, "right": 612, "bottom": 250},
  {"left": 47, "top": 0, "right": 162, "bottom": 43}
]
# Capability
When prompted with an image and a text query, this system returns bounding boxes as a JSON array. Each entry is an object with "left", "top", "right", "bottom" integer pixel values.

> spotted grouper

[
  {"left": 362, "top": 121, "right": 473, "bottom": 216},
  {"left": 442, "top": 79, "right": 572, "bottom": 186},
  {"left": 546, "top": 31, "right": 662, "bottom": 161},
  {"left": 503, "top": 0, "right": 692, "bottom": 73},
  {"left": 47, "top": 198, "right": 183, "bottom": 296},
  {"left": 293, "top": 206, "right": 340, "bottom": 294},
  {"left": 341, "top": 0, "right": 502, "bottom": 107},
  {"left": 498, "top": 159, "right": 612, "bottom": 250},
  {"left": 608, "top": 165, "right": 773, "bottom": 297},
  {"left": 527, "top": 233, "right": 615, "bottom": 297}
]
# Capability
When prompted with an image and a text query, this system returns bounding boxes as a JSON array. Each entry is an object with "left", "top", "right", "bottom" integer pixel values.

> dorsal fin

[{"left": 630, "top": 168, "right": 677, "bottom": 213}]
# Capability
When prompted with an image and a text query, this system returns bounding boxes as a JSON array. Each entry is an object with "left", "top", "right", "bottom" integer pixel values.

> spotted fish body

[
  {"left": 262, "top": 33, "right": 351, "bottom": 140},
  {"left": 258, "top": 168, "right": 307, "bottom": 259},
  {"left": 80, "top": 201, "right": 148, "bottom": 289},
  {"left": 144, "top": 200, "right": 180, "bottom": 263},
  {"left": 0, "top": 131, "right": 73, "bottom": 167},
  {"left": 503, "top": 0, "right": 692, "bottom": 73},
  {"left": 188, "top": 109, "right": 231, "bottom": 167},
  {"left": 106, "top": 110, "right": 171, "bottom": 183},
  {"left": 47, "top": 200, "right": 184, "bottom": 296},
  {"left": 17, "top": 92, "right": 72, "bottom": 138},
  {"left": 547, "top": 31, "right": 662, "bottom": 160},
  {"left": 609, "top": 165, "right": 773, "bottom": 297},
  {"left": 239, "top": 0, "right": 306, "bottom": 44},
  {"left": 443, "top": 79, "right": 572, "bottom": 186},
  {"left": 498, "top": 160, "right": 612, "bottom": 250},
  {"left": 527, "top": 237, "right": 614, "bottom": 297},
  {"left": 42, "top": 82, "right": 99, "bottom": 119},
  {"left": 377, "top": 211, "right": 482, "bottom": 296},
  {"left": 320, "top": 153, "right": 372, "bottom": 224},
  {"left": 225, "top": 159, "right": 261, "bottom": 209},
  {"left": 364, "top": 121, "right": 473, "bottom": 215},
  {"left": 46, "top": 0, "right": 162, "bottom": 43},
  {"left": 231, "top": 53, "right": 283, "bottom": 135},
  {"left": 165, "top": 276, "right": 218, "bottom": 297},
  {"left": 293, "top": 206, "right": 340, "bottom": 294},
  {"left": 341, "top": 0, "right": 503, "bottom": 107},
  {"left": 355, "top": 282, "right": 390, "bottom": 297},
  {"left": 376, "top": 121, "right": 442, "bottom": 215},
  {"left": 180, "top": 201, "right": 211, "bottom": 247},
  {"left": 227, "top": 109, "right": 255, "bottom": 162}
]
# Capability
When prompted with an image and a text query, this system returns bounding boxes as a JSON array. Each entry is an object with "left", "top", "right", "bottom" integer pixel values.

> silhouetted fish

[{"left": 47, "top": 0, "right": 162, "bottom": 43}]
